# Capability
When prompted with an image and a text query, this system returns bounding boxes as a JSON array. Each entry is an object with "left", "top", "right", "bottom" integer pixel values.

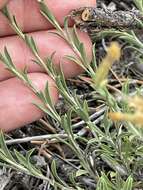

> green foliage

[
  {"left": 1, "top": 1, "right": 143, "bottom": 189},
  {"left": 0, "top": 131, "right": 55, "bottom": 186},
  {"left": 134, "top": 0, "right": 143, "bottom": 13},
  {"left": 96, "top": 173, "right": 133, "bottom": 190}
]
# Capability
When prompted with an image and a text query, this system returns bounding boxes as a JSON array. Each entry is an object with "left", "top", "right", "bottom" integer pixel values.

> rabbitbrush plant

[{"left": 1, "top": 0, "right": 143, "bottom": 189}]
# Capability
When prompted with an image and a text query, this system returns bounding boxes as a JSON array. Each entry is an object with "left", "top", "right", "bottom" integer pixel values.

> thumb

[{"left": 0, "top": 0, "right": 8, "bottom": 9}]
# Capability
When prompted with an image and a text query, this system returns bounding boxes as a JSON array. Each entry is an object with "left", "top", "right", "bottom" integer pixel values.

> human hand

[{"left": 0, "top": 0, "right": 95, "bottom": 131}]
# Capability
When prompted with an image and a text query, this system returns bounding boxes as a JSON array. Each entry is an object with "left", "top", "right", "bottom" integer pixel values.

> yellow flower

[{"left": 94, "top": 42, "right": 121, "bottom": 88}]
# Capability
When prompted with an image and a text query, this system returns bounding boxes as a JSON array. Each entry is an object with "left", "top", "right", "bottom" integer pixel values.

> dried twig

[
  {"left": 70, "top": 7, "right": 143, "bottom": 32},
  {"left": 5, "top": 109, "right": 105, "bottom": 145},
  {"left": 5, "top": 134, "right": 69, "bottom": 145}
]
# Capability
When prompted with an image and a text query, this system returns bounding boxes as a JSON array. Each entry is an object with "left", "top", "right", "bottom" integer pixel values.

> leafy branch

[{"left": 1, "top": 0, "right": 143, "bottom": 189}]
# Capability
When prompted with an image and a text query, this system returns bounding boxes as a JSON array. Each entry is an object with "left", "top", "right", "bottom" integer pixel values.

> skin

[
  {"left": 0, "top": 0, "right": 96, "bottom": 131},
  {"left": 0, "top": 0, "right": 8, "bottom": 9}
]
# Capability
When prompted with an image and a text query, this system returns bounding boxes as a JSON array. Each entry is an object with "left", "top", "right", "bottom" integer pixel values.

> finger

[
  {"left": 0, "top": 0, "right": 96, "bottom": 36},
  {"left": 0, "top": 73, "right": 58, "bottom": 131},
  {"left": 0, "top": 0, "right": 8, "bottom": 9},
  {"left": 0, "top": 29, "right": 92, "bottom": 81}
]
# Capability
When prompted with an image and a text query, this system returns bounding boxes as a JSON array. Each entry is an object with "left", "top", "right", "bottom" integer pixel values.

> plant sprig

[{"left": 1, "top": 1, "right": 143, "bottom": 189}]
